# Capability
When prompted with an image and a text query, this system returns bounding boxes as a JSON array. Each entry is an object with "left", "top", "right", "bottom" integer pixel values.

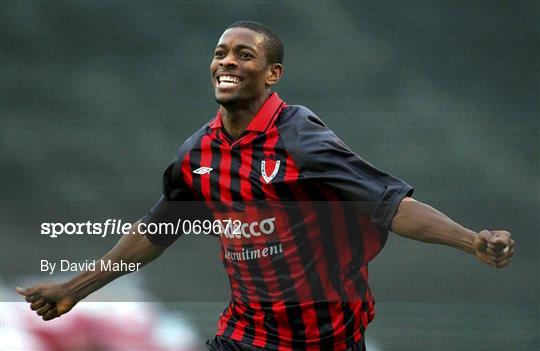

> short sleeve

[
  {"left": 279, "top": 106, "right": 413, "bottom": 228},
  {"left": 141, "top": 142, "right": 196, "bottom": 246}
]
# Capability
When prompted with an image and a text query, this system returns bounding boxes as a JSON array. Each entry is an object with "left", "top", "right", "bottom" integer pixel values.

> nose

[{"left": 219, "top": 52, "right": 238, "bottom": 67}]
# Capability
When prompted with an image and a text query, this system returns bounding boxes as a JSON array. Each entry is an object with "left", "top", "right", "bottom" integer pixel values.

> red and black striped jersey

[{"left": 144, "top": 93, "right": 413, "bottom": 351}]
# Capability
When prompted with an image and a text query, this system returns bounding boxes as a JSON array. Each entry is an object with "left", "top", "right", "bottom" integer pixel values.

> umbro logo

[{"left": 193, "top": 166, "right": 213, "bottom": 175}]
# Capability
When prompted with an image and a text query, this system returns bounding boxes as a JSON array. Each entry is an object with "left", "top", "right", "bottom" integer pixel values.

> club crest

[{"left": 261, "top": 158, "right": 281, "bottom": 184}]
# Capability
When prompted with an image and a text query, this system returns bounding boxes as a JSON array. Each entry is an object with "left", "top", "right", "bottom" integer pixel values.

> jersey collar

[{"left": 209, "top": 92, "right": 284, "bottom": 133}]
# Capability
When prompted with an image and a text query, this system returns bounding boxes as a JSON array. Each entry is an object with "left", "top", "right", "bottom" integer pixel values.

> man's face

[{"left": 210, "top": 27, "right": 274, "bottom": 106}]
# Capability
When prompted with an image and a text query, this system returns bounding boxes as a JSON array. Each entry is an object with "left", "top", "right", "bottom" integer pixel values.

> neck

[{"left": 220, "top": 91, "right": 271, "bottom": 140}]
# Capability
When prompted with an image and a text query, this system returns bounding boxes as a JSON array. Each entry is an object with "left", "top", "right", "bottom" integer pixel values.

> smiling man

[{"left": 17, "top": 21, "right": 515, "bottom": 351}]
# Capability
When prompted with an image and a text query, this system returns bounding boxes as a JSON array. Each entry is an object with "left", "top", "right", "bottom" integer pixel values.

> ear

[{"left": 265, "top": 63, "right": 283, "bottom": 87}]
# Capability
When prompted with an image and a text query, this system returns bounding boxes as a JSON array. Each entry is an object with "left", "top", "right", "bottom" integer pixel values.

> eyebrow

[{"left": 215, "top": 44, "right": 257, "bottom": 52}]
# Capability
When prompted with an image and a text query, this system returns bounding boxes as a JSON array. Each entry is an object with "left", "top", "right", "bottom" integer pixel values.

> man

[{"left": 17, "top": 21, "right": 515, "bottom": 351}]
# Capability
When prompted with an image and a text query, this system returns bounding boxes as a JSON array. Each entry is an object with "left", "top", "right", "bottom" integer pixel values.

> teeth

[
  {"left": 219, "top": 81, "right": 236, "bottom": 87},
  {"left": 218, "top": 75, "right": 241, "bottom": 84}
]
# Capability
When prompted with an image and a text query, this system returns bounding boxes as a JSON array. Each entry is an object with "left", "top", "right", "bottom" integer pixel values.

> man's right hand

[
  {"left": 16, "top": 283, "right": 79, "bottom": 321},
  {"left": 15, "top": 220, "right": 166, "bottom": 321}
]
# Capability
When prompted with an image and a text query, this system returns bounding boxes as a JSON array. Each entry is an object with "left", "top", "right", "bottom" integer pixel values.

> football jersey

[{"left": 144, "top": 93, "right": 413, "bottom": 350}]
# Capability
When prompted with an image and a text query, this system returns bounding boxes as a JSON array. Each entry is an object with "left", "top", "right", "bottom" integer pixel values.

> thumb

[{"left": 16, "top": 286, "right": 36, "bottom": 297}]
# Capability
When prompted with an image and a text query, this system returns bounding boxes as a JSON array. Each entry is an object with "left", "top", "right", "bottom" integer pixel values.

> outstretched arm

[
  {"left": 390, "top": 197, "right": 515, "bottom": 268},
  {"left": 16, "top": 220, "right": 166, "bottom": 320}
]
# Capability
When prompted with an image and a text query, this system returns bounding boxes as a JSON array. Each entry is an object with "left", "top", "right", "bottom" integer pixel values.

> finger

[
  {"left": 487, "top": 242, "right": 506, "bottom": 251},
  {"left": 30, "top": 298, "right": 47, "bottom": 311},
  {"left": 486, "top": 240, "right": 514, "bottom": 258},
  {"left": 491, "top": 237, "right": 512, "bottom": 248},
  {"left": 476, "top": 230, "right": 492, "bottom": 251},
  {"left": 485, "top": 247, "right": 505, "bottom": 257},
  {"left": 488, "top": 239, "right": 515, "bottom": 250},
  {"left": 504, "top": 247, "right": 515, "bottom": 259},
  {"left": 489, "top": 231, "right": 513, "bottom": 247},
  {"left": 36, "top": 302, "right": 53, "bottom": 316},
  {"left": 25, "top": 294, "right": 41, "bottom": 303},
  {"left": 495, "top": 257, "right": 513, "bottom": 268},
  {"left": 478, "top": 230, "right": 492, "bottom": 244},
  {"left": 484, "top": 258, "right": 499, "bottom": 268},
  {"left": 491, "top": 249, "right": 514, "bottom": 266},
  {"left": 491, "top": 230, "right": 511, "bottom": 237},
  {"left": 43, "top": 307, "right": 58, "bottom": 321}
]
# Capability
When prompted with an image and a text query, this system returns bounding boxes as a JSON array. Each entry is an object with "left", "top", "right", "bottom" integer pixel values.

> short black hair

[{"left": 226, "top": 21, "right": 284, "bottom": 64}]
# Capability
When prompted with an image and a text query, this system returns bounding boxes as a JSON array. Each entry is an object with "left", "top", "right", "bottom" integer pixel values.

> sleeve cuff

[{"left": 371, "top": 183, "right": 414, "bottom": 228}]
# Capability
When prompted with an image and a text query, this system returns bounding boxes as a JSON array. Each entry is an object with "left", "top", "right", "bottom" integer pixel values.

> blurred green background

[{"left": 1, "top": 1, "right": 538, "bottom": 350}]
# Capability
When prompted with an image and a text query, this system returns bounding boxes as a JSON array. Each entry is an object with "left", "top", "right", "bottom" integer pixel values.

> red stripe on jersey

[
  {"left": 318, "top": 202, "right": 351, "bottom": 350},
  {"left": 230, "top": 300, "right": 247, "bottom": 341},
  {"left": 219, "top": 300, "right": 246, "bottom": 341},
  {"left": 181, "top": 151, "right": 193, "bottom": 192},
  {"left": 283, "top": 152, "right": 299, "bottom": 183},
  {"left": 360, "top": 214, "right": 385, "bottom": 265},
  {"left": 270, "top": 301, "right": 293, "bottom": 349},
  {"left": 217, "top": 303, "right": 232, "bottom": 335},
  {"left": 238, "top": 145, "right": 254, "bottom": 201}
]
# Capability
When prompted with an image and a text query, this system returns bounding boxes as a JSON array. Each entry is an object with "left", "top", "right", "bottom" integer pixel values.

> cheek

[
  {"left": 209, "top": 60, "right": 218, "bottom": 73},
  {"left": 260, "top": 73, "right": 270, "bottom": 87},
  {"left": 254, "top": 70, "right": 269, "bottom": 85}
]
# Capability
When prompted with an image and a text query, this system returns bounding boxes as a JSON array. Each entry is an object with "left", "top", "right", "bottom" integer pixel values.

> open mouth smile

[{"left": 216, "top": 75, "right": 243, "bottom": 88}]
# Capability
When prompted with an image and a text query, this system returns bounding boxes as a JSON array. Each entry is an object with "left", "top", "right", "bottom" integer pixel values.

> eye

[
  {"left": 214, "top": 50, "right": 225, "bottom": 58},
  {"left": 239, "top": 51, "right": 254, "bottom": 60}
]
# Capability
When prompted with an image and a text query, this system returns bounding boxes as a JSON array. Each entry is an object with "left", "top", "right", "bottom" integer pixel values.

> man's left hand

[{"left": 474, "top": 230, "right": 515, "bottom": 268}]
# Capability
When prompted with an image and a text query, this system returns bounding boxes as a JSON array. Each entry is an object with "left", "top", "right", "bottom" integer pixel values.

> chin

[{"left": 215, "top": 93, "right": 240, "bottom": 107}]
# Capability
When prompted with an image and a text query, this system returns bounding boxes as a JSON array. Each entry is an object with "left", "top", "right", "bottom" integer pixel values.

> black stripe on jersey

[
  {"left": 238, "top": 304, "right": 259, "bottom": 346},
  {"left": 247, "top": 136, "right": 265, "bottom": 201},
  {"left": 229, "top": 148, "right": 244, "bottom": 205},
  {"left": 189, "top": 136, "right": 204, "bottom": 200},
  {"left": 229, "top": 260, "right": 254, "bottom": 339},
  {"left": 221, "top": 256, "right": 253, "bottom": 340},
  {"left": 342, "top": 204, "right": 366, "bottom": 344},
  {"left": 261, "top": 101, "right": 285, "bottom": 133},
  {"left": 209, "top": 138, "right": 229, "bottom": 213},
  {"left": 241, "top": 249, "right": 274, "bottom": 348},
  {"left": 220, "top": 302, "right": 236, "bottom": 341},
  {"left": 343, "top": 205, "right": 368, "bottom": 300},
  {"left": 209, "top": 139, "right": 222, "bottom": 202}
]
